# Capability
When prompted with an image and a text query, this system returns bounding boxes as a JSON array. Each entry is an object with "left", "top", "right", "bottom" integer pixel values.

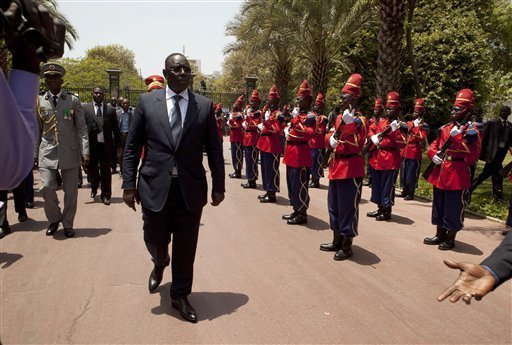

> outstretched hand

[
  {"left": 123, "top": 188, "right": 140, "bottom": 211},
  {"left": 437, "top": 259, "right": 496, "bottom": 304},
  {"left": 211, "top": 192, "right": 224, "bottom": 206}
]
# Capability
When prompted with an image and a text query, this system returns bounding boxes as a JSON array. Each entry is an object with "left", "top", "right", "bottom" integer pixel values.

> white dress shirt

[{"left": 165, "top": 86, "right": 189, "bottom": 175}]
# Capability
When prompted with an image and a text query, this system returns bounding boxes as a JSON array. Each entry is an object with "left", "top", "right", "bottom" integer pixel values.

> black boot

[
  {"left": 334, "top": 236, "right": 353, "bottom": 260},
  {"left": 423, "top": 226, "right": 446, "bottom": 245},
  {"left": 258, "top": 192, "right": 268, "bottom": 200},
  {"left": 282, "top": 211, "right": 297, "bottom": 220},
  {"left": 260, "top": 192, "right": 276, "bottom": 203},
  {"left": 404, "top": 193, "right": 414, "bottom": 201},
  {"left": 438, "top": 230, "right": 457, "bottom": 250},
  {"left": 320, "top": 231, "right": 342, "bottom": 252},
  {"left": 376, "top": 207, "right": 391, "bottom": 221},
  {"left": 400, "top": 187, "right": 409, "bottom": 198},
  {"left": 229, "top": 171, "right": 241, "bottom": 179},
  {"left": 309, "top": 178, "right": 320, "bottom": 188},
  {"left": 367, "top": 205, "right": 383, "bottom": 217},
  {"left": 241, "top": 180, "right": 257, "bottom": 189},
  {"left": 287, "top": 212, "right": 307, "bottom": 225}
]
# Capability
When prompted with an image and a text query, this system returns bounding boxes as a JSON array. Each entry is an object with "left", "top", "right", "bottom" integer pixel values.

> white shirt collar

[
  {"left": 49, "top": 91, "right": 62, "bottom": 98},
  {"left": 166, "top": 86, "right": 189, "bottom": 101}
]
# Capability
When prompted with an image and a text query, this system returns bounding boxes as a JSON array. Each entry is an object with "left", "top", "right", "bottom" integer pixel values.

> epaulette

[
  {"left": 67, "top": 91, "right": 79, "bottom": 98},
  {"left": 39, "top": 91, "right": 46, "bottom": 96}
]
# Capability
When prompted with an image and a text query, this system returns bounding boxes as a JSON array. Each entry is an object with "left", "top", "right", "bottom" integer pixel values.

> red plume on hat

[
  {"left": 414, "top": 98, "right": 425, "bottom": 112},
  {"left": 297, "top": 80, "right": 312, "bottom": 98},
  {"left": 250, "top": 89, "right": 262, "bottom": 102},
  {"left": 454, "top": 89, "right": 474, "bottom": 110},
  {"left": 145, "top": 75, "right": 165, "bottom": 92},
  {"left": 234, "top": 94, "right": 245, "bottom": 108},
  {"left": 267, "top": 85, "right": 280, "bottom": 100},
  {"left": 341, "top": 73, "right": 362, "bottom": 97},
  {"left": 386, "top": 91, "right": 401, "bottom": 108},
  {"left": 315, "top": 93, "right": 325, "bottom": 107},
  {"left": 374, "top": 98, "right": 383, "bottom": 110}
]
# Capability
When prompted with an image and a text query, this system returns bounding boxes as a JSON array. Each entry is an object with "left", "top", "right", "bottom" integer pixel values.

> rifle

[
  {"left": 361, "top": 116, "right": 403, "bottom": 156},
  {"left": 498, "top": 161, "right": 512, "bottom": 178},
  {"left": 422, "top": 122, "right": 462, "bottom": 180}
]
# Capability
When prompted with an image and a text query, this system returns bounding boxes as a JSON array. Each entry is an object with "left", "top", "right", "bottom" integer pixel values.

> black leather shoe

[
  {"left": 25, "top": 201, "right": 34, "bottom": 209},
  {"left": 102, "top": 197, "right": 111, "bottom": 205},
  {"left": 46, "top": 222, "right": 59, "bottom": 236},
  {"left": 241, "top": 180, "right": 257, "bottom": 189},
  {"left": 320, "top": 232, "right": 342, "bottom": 252},
  {"left": 18, "top": 212, "right": 28, "bottom": 222},
  {"left": 334, "top": 236, "right": 353, "bottom": 260},
  {"left": 64, "top": 228, "right": 75, "bottom": 238},
  {"left": 229, "top": 172, "right": 241, "bottom": 179},
  {"left": 257, "top": 192, "right": 268, "bottom": 200},
  {"left": 91, "top": 189, "right": 97, "bottom": 198},
  {"left": 404, "top": 195, "right": 414, "bottom": 200},
  {"left": 376, "top": 210, "right": 391, "bottom": 221},
  {"left": 282, "top": 212, "right": 297, "bottom": 220},
  {"left": 287, "top": 213, "right": 307, "bottom": 225},
  {"left": 148, "top": 266, "right": 165, "bottom": 293},
  {"left": 260, "top": 194, "right": 276, "bottom": 203},
  {"left": 424, "top": 227, "right": 446, "bottom": 245},
  {"left": 438, "top": 240, "right": 455, "bottom": 250},
  {"left": 366, "top": 208, "right": 382, "bottom": 217},
  {"left": 171, "top": 297, "right": 198, "bottom": 323},
  {"left": 0, "top": 226, "right": 12, "bottom": 239}
]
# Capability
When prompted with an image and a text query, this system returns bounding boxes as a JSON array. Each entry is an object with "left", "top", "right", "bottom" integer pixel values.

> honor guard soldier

[
  {"left": 366, "top": 92, "right": 402, "bottom": 221},
  {"left": 309, "top": 93, "right": 328, "bottom": 188},
  {"left": 145, "top": 74, "right": 165, "bottom": 92},
  {"left": 320, "top": 74, "right": 367, "bottom": 260},
  {"left": 256, "top": 85, "right": 285, "bottom": 203},
  {"left": 241, "top": 90, "right": 262, "bottom": 189},
  {"left": 282, "top": 80, "right": 317, "bottom": 225},
  {"left": 37, "top": 63, "right": 89, "bottom": 238},
  {"left": 215, "top": 103, "right": 224, "bottom": 142},
  {"left": 365, "top": 98, "right": 384, "bottom": 186},
  {"left": 423, "top": 89, "right": 481, "bottom": 250},
  {"left": 397, "top": 98, "right": 429, "bottom": 200},
  {"left": 227, "top": 95, "right": 245, "bottom": 178}
]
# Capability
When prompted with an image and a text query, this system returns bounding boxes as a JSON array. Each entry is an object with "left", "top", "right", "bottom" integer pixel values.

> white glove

[
  {"left": 229, "top": 113, "right": 233, "bottom": 120},
  {"left": 257, "top": 123, "right": 264, "bottom": 131},
  {"left": 390, "top": 120, "right": 399, "bottom": 132},
  {"left": 450, "top": 126, "right": 461, "bottom": 137},
  {"left": 284, "top": 126, "right": 290, "bottom": 138},
  {"left": 342, "top": 109, "right": 355, "bottom": 124},
  {"left": 370, "top": 134, "right": 379, "bottom": 145},
  {"left": 291, "top": 107, "right": 299, "bottom": 117},
  {"left": 413, "top": 118, "right": 421, "bottom": 127},
  {"left": 329, "top": 135, "right": 338, "bottom": 148},
  {"left": 242, "top": 121, "right": 247, "bottom": 129},
  {"left": 432, "top": 154, "right": 443, "bottom": 165},
  {"left": 265, "top": 110, "right": 270, "bottom": 121}
]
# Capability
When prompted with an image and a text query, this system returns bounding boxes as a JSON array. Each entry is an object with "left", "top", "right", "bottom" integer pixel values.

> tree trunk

[
  {"left": 405, "top": 0, "right": 422, "bottom": 97},
  {"left": 311, "top": 56, "right": 329, "bottom": 96},
  {"left": 376, "top": 0, "right": 406, "bottom": 99},
  {"left": 273, "top": 57, "right": 292, "bottom": 105}
]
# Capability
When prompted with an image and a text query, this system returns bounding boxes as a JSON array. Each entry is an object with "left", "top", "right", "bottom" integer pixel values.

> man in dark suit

[
  {"left": 122, "top": 53, "right": 225, "bottom": 323},
  {"left": 82, "top": 87, "right": 121, "bottom": 205},
  {"left": 471, "top": 105, "right": 511, "bottom": 201},
  {"left": 437, "top": 231, "right": 512, "bottom": 304}
]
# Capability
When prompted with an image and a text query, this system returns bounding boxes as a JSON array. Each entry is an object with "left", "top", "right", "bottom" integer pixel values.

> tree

[{"left": 85, "top": 44, "right": 137, "bottom": 74}]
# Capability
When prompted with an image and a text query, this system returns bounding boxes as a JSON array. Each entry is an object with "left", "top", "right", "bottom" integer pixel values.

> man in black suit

[
  {"left": 437, "top": 231, "right": 512, "bottom": 304},
  {"left": 471, "top": 106, "right": 511, "bottom": 201},
  {"left": 122, "top": 53, "right": 225, "bottom": 323},
  {"left": 83, "top": 87, "right": 121, "bottom": 205}
]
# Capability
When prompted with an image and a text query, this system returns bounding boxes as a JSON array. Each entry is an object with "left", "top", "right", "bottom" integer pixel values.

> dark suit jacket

[
  {"left": 122, "top": 89, "right": 225, "bottom": 212},
  {"left": 479, "top": 118, "right": 512, "bottom": 163},
  {"left": 82, "top": 102, "right": 121, "bottom": 155},
  {"left": 481, "top": 231, "right": 512, "bottom": 288}
]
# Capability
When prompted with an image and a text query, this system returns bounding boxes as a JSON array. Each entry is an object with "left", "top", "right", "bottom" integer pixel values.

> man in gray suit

[{"left": 37, "top": 63, "right": 89, "bottom": 238}]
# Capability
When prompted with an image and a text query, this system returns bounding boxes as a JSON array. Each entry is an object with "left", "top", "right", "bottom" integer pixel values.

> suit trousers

[
  {"left": 118, "top": 133, "right": 128, "bottom": 173},
  {"left": 328, "top": 177, "right": 363, "bottom": 236},
  {"left": 142, "top": 178, "right": 203, "bottom": 299},
  {"left": 0, "top": 180, "right": 27, "bottom": 227},
  {"left": 260, "top": 151, "right": 280, "bottom": 193},
  {"left": 40, "top": 167, "right": 79, "bottom": 228},
  {"left": 472, "top": 146, "right": 508, "bottom": 196},
  {"left": 432, "top": 187, "right": 467, "bottom": 231},
  {"left": 89, "top": 143, "right": 112, "bottom": 198}
]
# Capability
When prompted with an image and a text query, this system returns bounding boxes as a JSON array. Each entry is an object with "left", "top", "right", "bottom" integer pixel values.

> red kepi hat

[
  {"left": 315, "top": 93, "right": 325, "bottom": 107},
  {"left": 454, "top": 89, "right": 474, "bottom": 110},
  {"left": 250, "top": 90, "right": 262, "bottom": 102},
  {"left": 414, "top": 98, "right": 425, "bottom": 112},
  {"left": 386, "top": 91, "right": 401, "bottom": 108},
  {"left": 145, "top": 75, "right": 165, "bottom": 92},
  {"left": 297, "top": 80, "right": 312, "bottom": 98},
  {"left": 234, "top": 94, "right": 245, "bottom": 108},
  {"left": 374, "top": 98, "right": 383, "bottom": 110},
  {"left": 267, "top": 85, "right": 280, "bottom": 100},
  {"left": 341, "top": 73, "right": 362, "bottom": 97}
]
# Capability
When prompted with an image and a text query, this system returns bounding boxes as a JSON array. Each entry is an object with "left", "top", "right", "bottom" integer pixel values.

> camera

[{"left": 0, "top": 0, "right": 66, "bottom": 62}]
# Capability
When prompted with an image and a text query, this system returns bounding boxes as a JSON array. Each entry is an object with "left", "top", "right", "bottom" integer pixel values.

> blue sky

[{"left": 58, "top": 0, "right": 244, "bottom": 76}]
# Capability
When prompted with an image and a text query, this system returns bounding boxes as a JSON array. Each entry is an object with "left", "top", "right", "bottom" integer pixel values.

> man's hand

[
  {"left": 81, "top": 154, "right": 89, "bottom": 167},
  {"left": 437, "top": 259, "right": 496, "bottom": 304},
  {"left": 123, "top": 188, "right": 140, "bottom": 211},
  {"left": 211, "top": 192, "right": 224, "bottom": 206}
]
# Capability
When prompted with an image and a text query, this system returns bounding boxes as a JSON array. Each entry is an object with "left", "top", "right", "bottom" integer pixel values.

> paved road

[{"left": 1, "top": 141, "right": 511, "bottom": 344}]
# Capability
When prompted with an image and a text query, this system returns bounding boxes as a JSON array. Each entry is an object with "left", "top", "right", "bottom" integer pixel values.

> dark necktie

[
  {"left": 170, "top": 95, "right": 183, "bottom": 148},
  {"left": 95, "top": 103, "right": 104, "bottom": 130},
  {"left": 52, "top": 95, "right": 58, "bottom": 107}
]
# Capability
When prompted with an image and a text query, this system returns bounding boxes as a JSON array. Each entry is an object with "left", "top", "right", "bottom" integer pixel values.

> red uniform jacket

[
  {"left": 283, "top": 113, "right": 316, "bottom": 168},
  {"left": 227, "top": 112, "right": 244, "bottom": 143},
  {"left": 257, "top": 110, "right": 285, "bottom": 154},
  {"left": 216, "top": 116, "right": 224, "bottom": 141},
  {"left": 427, "top": 122, "right": 481, "bottom": 190},
  {"left": 397, "top": 120, "right": 429, "bottom": 160},
  {"left": 309, "top": 114, "right": 328, "bottom": 149},
  {"left": 326, "top": 114, "right": 368, "bottom": 180},
  {"left": 243, "top": 109, "right": 262, "bottom": 146},
  {"left": 368, "top": 118, "right": 401, "bottom": 170}
]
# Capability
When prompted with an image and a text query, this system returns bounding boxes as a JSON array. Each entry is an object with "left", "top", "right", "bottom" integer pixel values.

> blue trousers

[
  {"left": 367, "top": 163, "right": 374, "bottom": 184},
  {"left": 311, "top": 148, "right": 324, "bottom": 179},
  {"left": 230, "top": 142, "right": 243, "bottom": 173},
  {"left": 244, "top": 145, "right": 259, "bottom": 181},
  {"left": 261, "top": 151, "right": 280, "bottom": 193},
  {"left": 328, "top": 177, "right": 363, "bottom": 236},
  {"left": 432, "top": 187, "right": 466, "bottom": 231},
  {"left": 370, "top": 169, "right": 397, "bottom": 208},
  {"left": 286, "top": 166, "right": 310, "bottom": 214},
  {"left": 401, "top": 158, "right": 421, "bottom": 194}
]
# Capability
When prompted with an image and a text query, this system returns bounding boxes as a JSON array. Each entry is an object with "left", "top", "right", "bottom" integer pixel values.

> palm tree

[
  {"left": 376, "top": 0, "right": 406, "bottom": 98},
  {"left": 1, "top": 0, "right": 78, "bottom": 76}
]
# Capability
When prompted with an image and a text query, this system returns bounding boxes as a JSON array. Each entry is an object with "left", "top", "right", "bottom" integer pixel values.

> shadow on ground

[
  {"left": 350, "top": 246, "right": 381, "bottom": 266},
  {"left": 52, "top": 227, "right": 112, "bottom": 240},
  {"left": 0, "top": 252, "right": 23, "bottom": 268}
]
